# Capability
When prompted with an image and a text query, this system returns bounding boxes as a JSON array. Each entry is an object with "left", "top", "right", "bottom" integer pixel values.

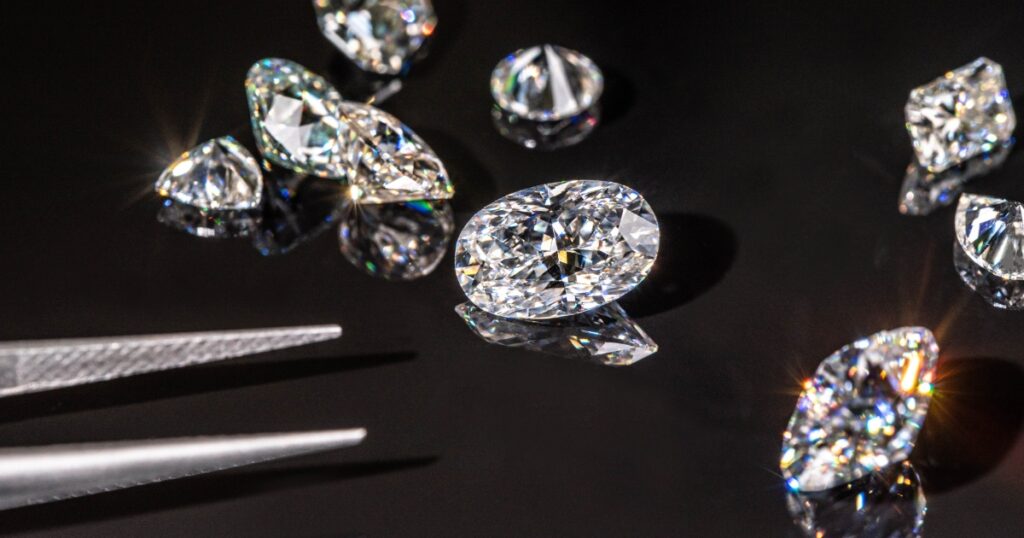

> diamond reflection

[
  {"left": 455, "top": 302, "right": 657, "bottom": 366},
  {"left": 251, "top": 167, "right": 347, "bottom": 256},
  {"left": 338, "top": 199, "right": 453, "bottom": 280},
  {"left": 954, "top": 235, "right": 1024, "bottom": 310},
  {"left": 491, "top": 104, "right": 600, "bottom": 150},
  {"left": 157, "top": 199, "right": 259, "bottom": 239},
  {"left": 786, "top": 461, "right": 926, "bottom": 538},
  {"left": 899, "top": 141, "right": 1013, "bottom": 216}
]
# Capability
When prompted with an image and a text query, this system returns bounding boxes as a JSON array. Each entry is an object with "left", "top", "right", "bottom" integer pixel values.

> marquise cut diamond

[
  {"left": 155, "top": 136, "right": 263, "bottom": 210},
  {"left": 905, "top": 57, "right": 1015, "bottom": 172},
  {"left": 246, "top": 58, "right": 347, "bottom": 177},
  {"left": 454, "top": 180, "right": 658, "bottom": 320},
  {"left": 338, "top": 101, "right": 452, "bottom": 203},
  {"left": 313, "top": 0, "right": 436, "bottom": 75},
  {"left": 780, "top": 328, "right": 938, "bottom": 493}
]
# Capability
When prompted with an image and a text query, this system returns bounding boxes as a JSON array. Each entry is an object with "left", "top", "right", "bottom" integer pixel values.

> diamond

[
  {"left": 899, "top": 141, "right": 1012, "bottom": 216},
  {"left": 491, "top": 45, "right": 604, "bottom": 122},
  {"left": 780, "top": 327, "right": 938, "bottom": 493},
  {"left": 339, "top": 199, "right": 454, "bottom": 280},
  {"left": 454, "top": 180, "right": 659, "bottom": 320},
  {"left": 313, "top": 0, "right": 436, "bottom": 76},
  {"left": 155, "top": 136, "right": 263, "bottom": 210},
  {"left": 246, "top": 58, "right": 347, "bottom": 177},
  {"left": 955, "top": 193, "right": 1024, "bottom": 279},
  {"left": 905, "top": 57, "right": 1015, "bottom": 172},
  {"left": 338, "top": 101, "right": 452, "bottom": 203},
  {"left": 954, "top": 242, "right": 1024, "bottom": 309},
  {"left": 786, "top": 461, "right": 926, "bottom": 538},
  {"left": 455, "top": 302, "right": 657, "bottom": 366}
]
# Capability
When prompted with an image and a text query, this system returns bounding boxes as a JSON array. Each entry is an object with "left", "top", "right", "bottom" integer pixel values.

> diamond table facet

[
  {"left": 454, "top": 180, "right": 659, "bottom": 320},
  {"left": 905, "top": 57, "right": 1015, "bottom": 172},
  {"left": 246, "top": 58, "right": 347, "bottom": 178},
  {"left": 338, "top": 101, "right": 452, "bottom": 203},
  {"left": 455, "top": 302, "right": 657, "bottom": 366},
  {"left": 313, "top": 0, "right": 436, "bottom": 76},
  {"left": 780, "top": 328, "right": 938, "bottom": 493},
  {"left": 491, "top": 45, "right": 604, "bottom": 122},
  {"left": 155, "top": 136, "right": 263, "bottom": 211}
]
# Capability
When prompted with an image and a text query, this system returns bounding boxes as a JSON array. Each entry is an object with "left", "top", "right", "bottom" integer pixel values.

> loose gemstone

[
  {"left": 338, "top": 101, "right": 453, "bottom": 203},
  {"left": 454, "top": 180, "right": 659, "bottom": 320},
  {"left": 313, "top": 0, "right": 436, "bottom": 75},
  {"left": 155, "top": 136, "right": 263, "bottom": 210},
  {"left": 780, "top": 328, "right": 938, "bottom": 493},
  {"left": 339, "top": 199, "right": 454, "bottom": 280},
  {"left": 455, "top": 302, "right": 657, "bottom": 366},
  {"left": 246, "top": 58, "right": 347, "bottom": 177},
  {"left": 954, "top": 242, "right": 1024, "bottom": 310},
  {"left": 491, "top": 45, "right": 604, "bottom": 122},
  {"left": 899, "top": 141, "right": 1012, "bottom": 216},
  {"left": 786, "top": 461, "right": 926, "bottom": 538},
  {"left": 905, "top": 57, "right": 1015, "bottom": 172},
  {"left": 955, "top": 193, "right": 1024, "bottom": 279},
  {"left": 157, "top": 199, "right": 259, "bottom": 239}
]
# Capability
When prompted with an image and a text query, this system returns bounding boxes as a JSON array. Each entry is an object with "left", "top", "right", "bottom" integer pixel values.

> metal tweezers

[{"left": 0, "top": 324, "right": 368, "bottom": 509}]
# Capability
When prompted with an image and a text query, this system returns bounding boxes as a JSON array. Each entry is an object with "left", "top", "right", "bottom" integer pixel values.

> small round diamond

[{"left": 490, "top": 45, "right": 604, "bottom": 122}]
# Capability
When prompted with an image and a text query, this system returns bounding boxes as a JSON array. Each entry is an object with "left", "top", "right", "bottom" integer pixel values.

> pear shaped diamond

[
  {"left": 313, "top": 0, "right": 436, "bottom": 76},
  {"left": 955, "top": 193, "right": 1024, "bottom": 279},
  {"left": 780, "top": 328, "right": 938, "bottom": 493},
  {"left": 455, "top": 180, "right": 659, "bottom": 320},
  {"left": 155, "top": 136, "right": 263, "bottom": 210},
  {"left": 491, "top": 45, "right": 604, "bottom": 122},
  {"left": 246, "top": 58, "right": 346, "bottom": 177},
  {"left": 338, "top": 101, "right": 452, "bottom": 203}
]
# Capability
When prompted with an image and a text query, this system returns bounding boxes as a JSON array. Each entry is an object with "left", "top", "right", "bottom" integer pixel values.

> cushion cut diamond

[
  {"left": 454, "top": 180, "right": 659, "bottom": 320},
  {"left": 313, "top": 0, "right": 436, "bottom": 75},
  {"left": 905, "top": 57, "right": 1015, "bottom": 172},
  {"left": 155, "top": 136, "right": 263, "bottom": 211},
  {"left": 780, "top": 328, "right": 938, "bottom": 493}
]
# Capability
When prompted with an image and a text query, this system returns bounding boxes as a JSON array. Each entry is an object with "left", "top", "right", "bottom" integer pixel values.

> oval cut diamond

[
  {"left": 491, "top": 45, "right": 604, "bottom": 122},
  {"left": 955, "top": 193, "right": 1024, "bottom": 279},
  {"left": 454, "top": 180, "right": 659, "bottom": 320},
  {"left": 780, "top": 327, "right": 939, "bottom": 493},
  {"left": 246, "top": 58, "right": 347, "bottom": 177}
]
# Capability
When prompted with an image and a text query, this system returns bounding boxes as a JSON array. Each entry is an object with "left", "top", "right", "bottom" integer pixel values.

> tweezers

[{"left": 0, "top": 324, "right": 342, "bottom": 397}]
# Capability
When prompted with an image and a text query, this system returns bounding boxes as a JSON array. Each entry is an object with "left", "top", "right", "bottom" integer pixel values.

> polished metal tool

[{"left": 0, "top": 325, "right": 342, "bottom": 397}]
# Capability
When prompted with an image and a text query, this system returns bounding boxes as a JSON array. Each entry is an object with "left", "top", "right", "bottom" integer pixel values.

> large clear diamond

[
  {"left": 905, "top": 57, "right": 1015, "bottom": 172},
  {"left": 491, "top": 45, "right": 604, "bottom": 122},
  {"left": 313, "top": 0, "right": 436, "bottom": 75},
  {"left": 899, "top": 141, "right": 1012, "bottom": 216},
  {"left": 155, "top": 136, "right": 263, "bottom": 210},
  {"left": 339, "top": 199, "right": 454, "bottom": 280},
  {"left": 338, "top": 101, "right": 452, "bottom": 203},
  {"left": 246, "top": 58, "right": 347, "bottom": 177},
  {"left": 455, "top": 302, "right": 657, "bottom": 366},
  {"left": 780, "top": 328, "right": 938, "bottom": 493},
  {"left": 786, "top": 461, "right": 926, "bottom": 538},
  {"left": 955, "top": 193, "right": 1024, "bottom": 279},
  {"left": 454, "top": 180, "right": 659, "bottom": 320}
]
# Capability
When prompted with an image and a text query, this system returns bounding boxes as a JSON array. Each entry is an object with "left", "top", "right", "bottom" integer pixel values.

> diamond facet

[
  {"left": 313, "top": 0, "right": 436, "bottom": 76},
  {"left": 786, "top": 461, "right": 926, "bottom": 538},
  {"left": 339, "top": 199, "right": 454, "bottom": 280},
  {"left": 905, "top": 57, "right": 1015, "bottom": 172},
  {"left": 246, "top": 58, "right": 347, "bottom": 177},
  {"left": 899, "top": 141, "right": 1012, "bottom": 216},
  {"left": 780, "top": 328, "right": 938, "bottom": 493},
  {"left": 155, "top": 136, "right": 263, "bottom": 210},
  {"left": 491, "top": 45, "right": 604, "bottom": 122},
  {"left": 955, "top": 193, "right": 1024, "bottom": 279},
  {"left": 455, "top": 302, "right": 657, "bottom": 366},
  {"left": 454, "top": 180, "right": 659, "bottom": 320},
  {"left": 338, "top": 101, "right": 452, "bottom": 203}
]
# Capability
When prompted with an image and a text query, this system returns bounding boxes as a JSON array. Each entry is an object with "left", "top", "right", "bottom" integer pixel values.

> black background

[{"left": 1, "top": 1, "right": 1023, "bottom": 536}]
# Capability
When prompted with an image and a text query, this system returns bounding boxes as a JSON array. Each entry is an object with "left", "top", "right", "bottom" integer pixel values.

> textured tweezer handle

[{"left": 0, "top": 325, "right": 342, "bottom": 397}]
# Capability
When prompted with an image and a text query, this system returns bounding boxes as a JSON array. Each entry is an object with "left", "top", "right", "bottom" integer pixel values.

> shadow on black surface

[
  {"left": 599, "top": 68, "right": 636, "bottom": 127},
  {"left": 621, "top": 213, "right": 737, "bottom": 318},
  {"left": 913, "top": 358, "right": 1024, "bottom": 493},
  {"left": 0, "top": 457, "right": 437, "bottom": 534},
  {"left": 0, "top": 352, "right": 416, "bottom": 425},
  {"left": 417, "top": 128, "right": 498, "bottom": 212}
]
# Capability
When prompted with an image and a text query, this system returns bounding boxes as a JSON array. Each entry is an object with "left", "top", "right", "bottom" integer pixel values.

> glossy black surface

[{"left": 1, "top": 1, "right": 1023, "bottom": 536}]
